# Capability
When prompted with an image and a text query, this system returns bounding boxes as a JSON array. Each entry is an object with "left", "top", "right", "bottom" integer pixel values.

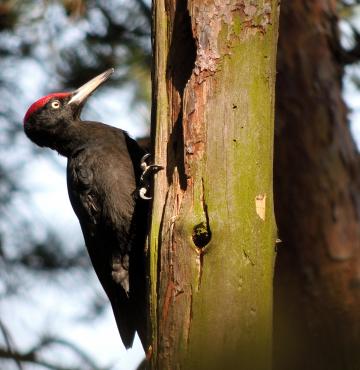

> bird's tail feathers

[{"left": 110, "top": 291, "right": 136, "bottom": 349}]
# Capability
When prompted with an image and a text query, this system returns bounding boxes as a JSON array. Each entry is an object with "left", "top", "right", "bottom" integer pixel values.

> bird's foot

[
  {"left": 139, "top": 154, "right": 163, "bottom": 200},
  {"left": 140, "top": 154, "right": 163, "bottom": 181}
]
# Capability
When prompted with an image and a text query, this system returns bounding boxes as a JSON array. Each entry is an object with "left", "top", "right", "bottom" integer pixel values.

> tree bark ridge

[{"left": 150, "top": 1, "right": 280, "bottom": 369}]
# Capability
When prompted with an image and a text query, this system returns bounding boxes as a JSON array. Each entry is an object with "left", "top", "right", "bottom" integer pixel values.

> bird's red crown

[{"left": 23, "top": 92, "right": 71, "bottom": 124}]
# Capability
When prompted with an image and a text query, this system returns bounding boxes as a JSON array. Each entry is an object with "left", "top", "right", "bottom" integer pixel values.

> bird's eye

[{"left": 51, "top": 101, "right": 60, "bottom": 109}]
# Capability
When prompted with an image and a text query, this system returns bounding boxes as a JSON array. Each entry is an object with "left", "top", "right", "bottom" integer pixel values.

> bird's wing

[{"left": 66, "top": 147, "right": 143, "bottom": 348}]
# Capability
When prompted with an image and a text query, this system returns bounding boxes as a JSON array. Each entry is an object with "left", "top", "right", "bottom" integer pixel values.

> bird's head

[{"left": 23, "top": 68, "right": 114, "bottom": 147}]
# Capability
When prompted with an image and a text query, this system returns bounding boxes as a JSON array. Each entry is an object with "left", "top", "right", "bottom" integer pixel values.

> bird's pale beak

[{"left": 68, "top": 68, "right": 114, "bottom": 106}]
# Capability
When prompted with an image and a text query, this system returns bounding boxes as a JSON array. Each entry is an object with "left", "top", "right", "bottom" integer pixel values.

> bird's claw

[
  {"left": 140, "top": 154, "right": 163, "bottom": 182},
  {"left": 140, "top": 153, "right": 151, "bottom": 172},
  {"left": 138, "top": 154, "right": 163, "bottom": 200},
  {"left": 139, "top": 187, "right": 152, "bottom": 200}
]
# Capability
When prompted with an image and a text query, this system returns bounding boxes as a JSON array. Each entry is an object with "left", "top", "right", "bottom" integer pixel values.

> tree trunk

[
  {"left": 149, "top": 1, "right": 279, "bottom": 369},
  {"left": 274, "top": 1, "right": 360, "bottom": 369}
]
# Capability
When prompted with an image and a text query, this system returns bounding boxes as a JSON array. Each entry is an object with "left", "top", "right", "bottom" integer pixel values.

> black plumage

[{"left": 23, "top": 70, "right": 147, "bottom": 349}]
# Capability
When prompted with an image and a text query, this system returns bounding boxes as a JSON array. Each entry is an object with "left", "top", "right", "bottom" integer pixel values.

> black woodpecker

[{"left": 23, "top": 69, "right": 157, "bottom": 350}]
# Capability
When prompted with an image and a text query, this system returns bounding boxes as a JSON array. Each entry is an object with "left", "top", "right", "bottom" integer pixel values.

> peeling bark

[{"left": 150, "top": 1, "right": 279, "bottom": 369}]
